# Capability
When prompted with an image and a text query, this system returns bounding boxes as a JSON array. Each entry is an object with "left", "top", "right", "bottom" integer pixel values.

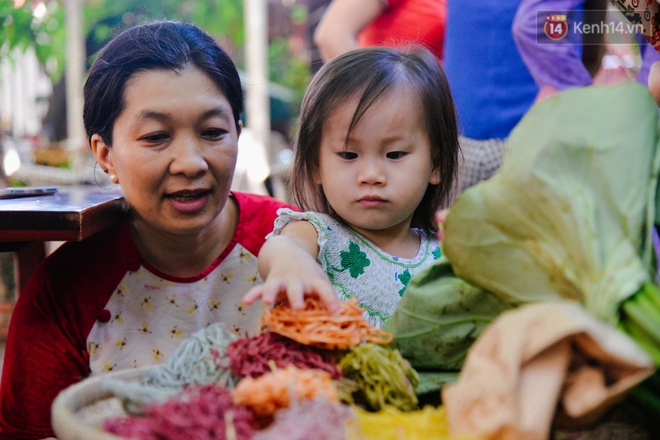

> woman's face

[{"left": 92, "top": 66, "right": 240, "bottom": 237}]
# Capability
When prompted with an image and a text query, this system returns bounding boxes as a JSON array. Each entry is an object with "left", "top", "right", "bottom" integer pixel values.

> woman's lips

[{"left": 166, "top": 190, "right": 210, "bottom": 213}]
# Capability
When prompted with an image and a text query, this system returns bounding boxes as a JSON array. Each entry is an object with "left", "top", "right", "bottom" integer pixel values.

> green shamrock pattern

[
  {"left": 397, "top": 269, "right": 412, "bottom": 296},
  {"left": 340, "top": 241, "right": 371, "bottom": 278}
]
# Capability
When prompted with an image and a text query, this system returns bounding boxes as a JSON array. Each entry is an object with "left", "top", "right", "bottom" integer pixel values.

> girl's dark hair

[
  {"left": 83, "top": 20, "right": 243, "bottom": 146},
  {"left": 291, "top": 45, "right": 460, "bottom": 234}
]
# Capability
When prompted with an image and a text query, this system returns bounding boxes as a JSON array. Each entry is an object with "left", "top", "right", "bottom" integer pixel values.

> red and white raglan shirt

[{"left": 0, "top": 192, "right": 290, "bottom": 439}]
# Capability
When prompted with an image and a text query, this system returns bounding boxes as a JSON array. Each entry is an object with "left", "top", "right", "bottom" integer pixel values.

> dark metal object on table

[{"left": 0, "top": 185, "right": 128, "bottom": 295}]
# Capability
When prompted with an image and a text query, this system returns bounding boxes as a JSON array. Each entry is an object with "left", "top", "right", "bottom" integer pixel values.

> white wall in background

[{"left": 0, "top": 47, "right": 53, "bottom": 139}]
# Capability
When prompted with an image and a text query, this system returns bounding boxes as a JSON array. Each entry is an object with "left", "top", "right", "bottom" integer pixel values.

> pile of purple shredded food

[
  {"left": 225, "top": 332, "right": 342, "bottom": 379},
  {"left": 103, "top": 384, "right": 257, "bottom": 440}
]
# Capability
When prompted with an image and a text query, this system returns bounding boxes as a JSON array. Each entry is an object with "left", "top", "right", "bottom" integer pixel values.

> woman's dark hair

[
  {"left": 291, "top": 45, "right": 460, "bottom": 234},
  {"left": 83, "top": 20, "right": 243, "bottom": 146}
]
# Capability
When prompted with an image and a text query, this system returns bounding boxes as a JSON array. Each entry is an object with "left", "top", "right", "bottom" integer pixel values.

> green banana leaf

[
  {"left": 443, "top": 82, "right": 660, "bottom": 325},
  {"left": 382, "top": 257, "right": 512, "bottom": 371}
]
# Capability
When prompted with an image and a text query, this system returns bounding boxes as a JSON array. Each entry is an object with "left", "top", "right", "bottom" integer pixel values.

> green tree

[
  {"left": 1, "top": 0, "right": 245, "bottom": 82},
  {"left": 1, "top": 0, "right": 309, "bottom": 134},
  {"left": 1, "top": 1, "right": 66, "bottom": 80}
]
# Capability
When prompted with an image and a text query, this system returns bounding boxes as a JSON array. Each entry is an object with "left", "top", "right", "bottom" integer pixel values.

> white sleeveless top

[{"left": 271, "top": 208, "right": 442, "bottom": 327}]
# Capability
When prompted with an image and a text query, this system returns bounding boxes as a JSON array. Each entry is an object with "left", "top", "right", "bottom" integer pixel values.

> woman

[{"left": 0, "top": 21, "right": 291, "bottom": 438}]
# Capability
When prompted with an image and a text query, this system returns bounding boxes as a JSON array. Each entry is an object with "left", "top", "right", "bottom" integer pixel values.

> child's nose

[
  {"left": 168, "top": 136, "right": 209, "bottom": 177},
  {"left": 358, "top": 158, "right": 386, "bottom": 185}
]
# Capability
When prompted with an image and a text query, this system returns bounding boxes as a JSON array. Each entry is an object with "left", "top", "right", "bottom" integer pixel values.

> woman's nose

[{"left": 169, "top": 136, "right": 208, "bottom": 177}]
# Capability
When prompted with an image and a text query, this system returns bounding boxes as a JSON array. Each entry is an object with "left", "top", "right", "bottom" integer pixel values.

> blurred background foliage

[{"left": 0, "top": 0, "right": 311, "bottom": 115}]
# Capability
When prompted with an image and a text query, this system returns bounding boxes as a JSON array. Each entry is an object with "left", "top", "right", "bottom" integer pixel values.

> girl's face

[
  {"left": 91, "top": 66, "right": 240, "bottom": 237},
  {"left": 313, "top": 85, "right": 440, "bottom": 241}
]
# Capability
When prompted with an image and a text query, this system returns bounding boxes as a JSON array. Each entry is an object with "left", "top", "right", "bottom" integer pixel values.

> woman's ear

[
  {"left": 430, "top": 167, "right": 441, "bottom": 185},
  {"left": 91, "top": 134, "right": 115, "bottom": 175}
]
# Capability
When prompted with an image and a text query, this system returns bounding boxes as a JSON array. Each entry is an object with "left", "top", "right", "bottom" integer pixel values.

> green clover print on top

[
  {"left": 397, "top": 269, "right": 412, "bottom": 296},
  {"left": 339, "top": 241, "right": 371, "bottom": 278}
]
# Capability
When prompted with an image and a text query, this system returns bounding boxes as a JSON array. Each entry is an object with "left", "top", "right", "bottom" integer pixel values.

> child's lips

[{"left": 358, "top": 196, "right": 387, "bottom": 207}]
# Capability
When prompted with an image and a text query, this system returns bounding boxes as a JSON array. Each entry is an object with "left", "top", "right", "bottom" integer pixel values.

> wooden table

[{"left": 0, "top": 185, "right": 128, "bottom": 296}]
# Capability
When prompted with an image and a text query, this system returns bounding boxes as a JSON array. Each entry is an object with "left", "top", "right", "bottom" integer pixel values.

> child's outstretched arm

[{"left": 242, "top": 220, "right": 339, "bottom": 311}]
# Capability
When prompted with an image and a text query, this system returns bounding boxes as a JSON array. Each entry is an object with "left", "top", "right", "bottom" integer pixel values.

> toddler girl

[{"left": 244, "top": 46, "right": 460, "bottom": 326}]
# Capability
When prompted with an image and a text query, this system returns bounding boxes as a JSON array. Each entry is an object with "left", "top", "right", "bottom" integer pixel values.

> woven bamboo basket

[{"left": 51, "top": 367, "right": 155, "bottom": 440}]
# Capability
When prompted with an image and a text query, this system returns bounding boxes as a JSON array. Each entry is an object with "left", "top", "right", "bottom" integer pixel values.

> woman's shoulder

[
  {"left": 231, "top": 191, "right": 296, "bottom": 256},
  {"left": 17, "top": 220, "right": 136, "bottom": 336},
  {"left": 32, "top": 219, "right": 139, "bottom": 298},
  {"left": 46, "top": 219, "right": 138, "bottom": 270},
  {"left": 231, "top": 191, "right": 293, "bottom": 214}
]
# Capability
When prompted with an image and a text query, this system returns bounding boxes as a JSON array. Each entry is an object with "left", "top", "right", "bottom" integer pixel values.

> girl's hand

[
  {"left": 242, "top": 267, "right": 339, "bottom": 312},
  {"left": 242, "top": 230, "right": 339, "bottom": 312}
]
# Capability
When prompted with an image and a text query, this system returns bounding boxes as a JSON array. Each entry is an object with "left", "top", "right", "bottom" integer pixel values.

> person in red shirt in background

[{"left": 313, "top": 0, "right": 445, "bottom": 64}]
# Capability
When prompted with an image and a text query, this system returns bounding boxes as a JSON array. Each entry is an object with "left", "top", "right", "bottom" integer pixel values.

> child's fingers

[
  {"left": 244, "top": 276, "right": 337, "bottom": 312},
  {"left": 287, "top": 279, "right": 307, "bottom": 310},
  {"left": 260, "top": 278, "right": 288, "bottom": 305},
  {"left": 242, "top": 285, "right": 264, "bottom": 305},
  {"left": 309, "top": 279, "right": 339, "bottom": 312}
]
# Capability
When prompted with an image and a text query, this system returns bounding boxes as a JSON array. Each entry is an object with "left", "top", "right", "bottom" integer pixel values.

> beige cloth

[{"left": 442, "top": 301, "right": 655, "bottom": 440}]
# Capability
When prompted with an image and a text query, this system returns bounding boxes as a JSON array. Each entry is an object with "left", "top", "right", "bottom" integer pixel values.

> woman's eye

[
  {"left": 338, "top": 152, "right": 358, "bottom": 160},
  {"left": 141, "top": 132, "right": 169, "bottom": 143},
  {"left": 202, "top": 128, "right": 228, "bottom": 140},
  {"left": 386, "top": 151, "right": 407, "bottom": 159}
]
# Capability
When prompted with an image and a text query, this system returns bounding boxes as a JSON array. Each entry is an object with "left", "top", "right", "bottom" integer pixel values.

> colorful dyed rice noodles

[
  {"left": 226, "top": 331, "right": 342, "bottom": 379},
  {"left": 102, "top": 322, "right": 238, "bottom": 415},
  {"left": 142, "top": 321, "right": 237, "bottom": 390},
  {"left": 260, "top": 297, "right": 393, "bottom": 350},
  {"left": 252, "top": 396, "right": 356, "bottom": 440},
  {"left": 231, "top": 365, "right": 338, "bottom": 417},
  {"left": 348, "top": 406, "right": 461, "bottom": 440},
  {"left": 104, "top": 384, "right": 257, "bottom": 440},
  {"left": 339, "top": 343, "right": 419, "bottom": 412}
]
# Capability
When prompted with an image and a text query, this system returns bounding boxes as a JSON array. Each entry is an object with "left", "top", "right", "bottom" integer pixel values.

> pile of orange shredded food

[
  {"left": 260, "top": 297, "right": 393, "bottom": 350},
  {"left": 231, "top": 365, "right": 338, "bottom": 417}
]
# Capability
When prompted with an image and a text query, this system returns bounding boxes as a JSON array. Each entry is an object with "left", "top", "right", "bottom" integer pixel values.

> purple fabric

[{"left": 512, "top": 0, "right": 593, "bottom": 91}]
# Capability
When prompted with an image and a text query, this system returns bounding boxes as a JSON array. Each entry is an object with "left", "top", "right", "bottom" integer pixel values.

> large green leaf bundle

[
  {"left": 443, "top": 82, "right": 660, "bottom": 325},
  {"left": 382, "top": 258, "right": 511, "bottom": 371},
  {"left": 384, "top": 83, "right": 660, "bottom": 375}
]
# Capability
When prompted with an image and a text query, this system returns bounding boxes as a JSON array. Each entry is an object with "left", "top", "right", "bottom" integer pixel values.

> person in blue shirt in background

[{"left": 444, "top": 0, "right": 642, "bottom": 193}]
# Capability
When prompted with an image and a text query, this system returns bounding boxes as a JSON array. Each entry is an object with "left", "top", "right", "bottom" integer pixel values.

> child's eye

[
  {"left": 202, "top": 128, "right": 228, "bottom": 140},
  {"left": 386, "top": 151, "right": 407, "bottom": 159},
  {"left": 338, "top": 152, "right": 358, "bottom": 160}
]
